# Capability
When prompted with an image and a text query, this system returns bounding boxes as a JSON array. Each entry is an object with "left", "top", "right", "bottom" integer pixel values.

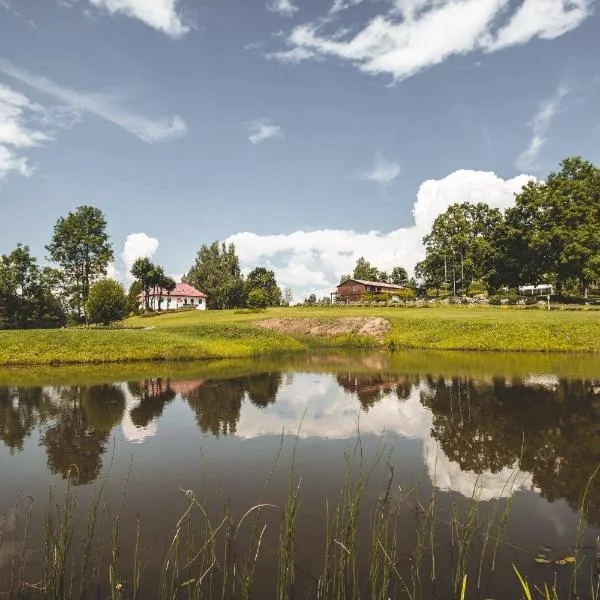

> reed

[{"left": 2, "top": 442, "right": 599, "bottom": 599}]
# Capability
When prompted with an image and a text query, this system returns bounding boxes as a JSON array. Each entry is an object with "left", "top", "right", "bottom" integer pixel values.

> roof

[
  {"left": 139, "top": 282, "right": 207, "bottom": 298},
  {"left": 337, "top": 279, "right": 404, "bottom": 290}
]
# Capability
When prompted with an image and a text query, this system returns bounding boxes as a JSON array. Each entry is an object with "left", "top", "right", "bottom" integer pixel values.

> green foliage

[
  {"left": 422, "top": 202, "right": 503, "bottom": 295},
  {"left": 501, "top": 156, "right": 600, "bottom": 295},
  {"left": 85, "top": 279, "right": 127, "bottom": 325},
  {"left": 245, "top": 267, "right": 281, "bottom": 307},
  {"left": 394, "top": 288, "right": 417, "bottom": 300},
  {"left": 246, "top": 288, "right": 270, "bottom": 309},
  {"left": 0, "top": 244, "right": 65, "bottom": 329},
  {"left": 185, "top": 241, "right": 244, "bottom": 310},
  {"left": 127, "top": 280, "right": 143, "bottom": 314},
  {"left": 352, "top": 257, "right": 380, "bottom": 281},
  {"left": 390, "top": 266, "right": 408, "bottom": 285},
  {"left": 46, "top": 206, "right": 113, "bottom": 319},
  {"left": 467, "top": 280, "right": 487, "bottom": 297}
]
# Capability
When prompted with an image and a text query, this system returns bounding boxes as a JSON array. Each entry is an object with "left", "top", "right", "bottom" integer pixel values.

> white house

[{"left": 138, "top": 282, "right": 208, "bottom": 311}]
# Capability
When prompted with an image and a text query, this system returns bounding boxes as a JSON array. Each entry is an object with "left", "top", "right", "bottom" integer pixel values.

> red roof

[
  {"left": 139, "top": 283, "right": 207, "bottom": 299},
  {"left": 338, "top": 279, "right": 404, "bottom": 290}
]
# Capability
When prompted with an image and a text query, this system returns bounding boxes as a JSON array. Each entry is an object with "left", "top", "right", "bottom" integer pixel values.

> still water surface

[{"left": 2, "top": 351, "right": 600, "bottom": 598}]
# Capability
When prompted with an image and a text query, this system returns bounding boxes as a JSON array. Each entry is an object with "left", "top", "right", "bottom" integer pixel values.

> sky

[{"left": 1, "top": 0, "right": 600, "bottom": 299}]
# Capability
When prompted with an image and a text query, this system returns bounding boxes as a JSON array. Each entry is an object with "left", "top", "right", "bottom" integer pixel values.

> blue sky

[{"left": 1, "top": 0, "right": 599, "bottom": 298}]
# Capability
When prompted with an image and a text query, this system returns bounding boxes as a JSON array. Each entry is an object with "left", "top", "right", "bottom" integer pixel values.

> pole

[{"left": 452, "top": 257, "right": 456, "bottom": 297}]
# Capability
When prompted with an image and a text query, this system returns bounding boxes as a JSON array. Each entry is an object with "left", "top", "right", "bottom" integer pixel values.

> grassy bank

[{"left": 1, "top": 305, "right": 600, "bottom": 366}]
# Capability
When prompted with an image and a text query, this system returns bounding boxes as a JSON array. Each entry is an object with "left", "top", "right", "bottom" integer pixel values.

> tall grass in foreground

[{"left": 1, "top": 444, "right": 599, "bottom": 599}]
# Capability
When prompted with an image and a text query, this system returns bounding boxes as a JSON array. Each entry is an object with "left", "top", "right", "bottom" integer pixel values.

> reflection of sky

[
  {"left": 120, "top": 384, "right": 158, "bottom": 444},
  {"left": 235, "top": 374, "right": 533, "bottom": 501}
]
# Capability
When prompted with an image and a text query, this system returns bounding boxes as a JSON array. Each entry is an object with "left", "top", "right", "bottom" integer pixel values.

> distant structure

[
  {"left": 138, "top": 282, "right": 207, "bottom": 311},
  {"left": 518, "top": 284, "right": 553, "bottom": 296},
  {"left": 335, "top": 278, "right": 405, "bottom": 303}
]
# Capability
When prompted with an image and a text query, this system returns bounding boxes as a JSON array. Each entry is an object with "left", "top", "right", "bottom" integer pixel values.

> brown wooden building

[{"left": 335, "top": 279, "right": 404, "bottom": 303}]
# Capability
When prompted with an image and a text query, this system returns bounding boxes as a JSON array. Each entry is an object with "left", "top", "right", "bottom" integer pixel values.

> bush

[
  {"left": 85, "top": 279, "right": 127, "bottom": 325},
  {"left": 394, "top": 288, "right": 417, "bottom": 301},
  {"left": 247, "top": 288, "right": 270, "bottom": 309}
]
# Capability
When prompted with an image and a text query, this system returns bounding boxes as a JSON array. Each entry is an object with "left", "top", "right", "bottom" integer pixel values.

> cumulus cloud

[
  {"left": 121, "top": 232, "right": 159, "bottom": 275},
  {"left": 0, "top": 59, "right": 188, "bottom": 144},
  {"left": 359, "top": 153, "right": 401, "bottom": 185},
  {"left": 246, "top": 118, "right": 284, "bottom": 144},
  {"left": 0, "top": 84, "right": 52, "bottom": 179},
  {"left": 227, "top": 169, "right": 533, "bottom": 299},
  {"left": 88, "top": 0, "right": 189, "bottom": 37},
  {"left": 234, "top": 373, "right": 533, "bottom": 500},
  {"left": 266, "top": 0, "right": 298, "bottom": 17},
  {"left": 516, "top": 83, "right": 569, "bottom": 171},
  {"left": 268, "top": 0, "right": 594, "bottom": 80}
]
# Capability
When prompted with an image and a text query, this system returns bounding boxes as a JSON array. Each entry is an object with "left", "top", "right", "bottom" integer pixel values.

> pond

[{"left": 2, "top": 350, "right": 600, "bottom": 599}]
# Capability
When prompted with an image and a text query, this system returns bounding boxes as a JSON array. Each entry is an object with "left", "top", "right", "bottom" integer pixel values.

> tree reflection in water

[
  {"left": 42, "top": 384, "right": 125, "bottom": 485},
  {"left": 183, "top": 372, "right": 283, "bottom": 437},
  {"left": 0, "top": 387, "right": 56, "bottom": 453},
  {"left": 336, "top": 372, "right": 416, "bottom": 410},
  {"left": 421, "top": 376, "right": 600, "bottom": 525},
  {"left": 2, "top": 371, "right": 600, "bottom": 517}
]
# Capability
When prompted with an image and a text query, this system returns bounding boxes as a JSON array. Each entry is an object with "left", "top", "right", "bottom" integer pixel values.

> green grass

[{"left": 1, "top": 305, "right": 600, "bottom": 366}]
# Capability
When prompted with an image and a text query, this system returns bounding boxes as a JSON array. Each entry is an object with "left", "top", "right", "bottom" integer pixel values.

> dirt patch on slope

[{"left": 255, "top": 317, "right": 391, "bottom": 339}]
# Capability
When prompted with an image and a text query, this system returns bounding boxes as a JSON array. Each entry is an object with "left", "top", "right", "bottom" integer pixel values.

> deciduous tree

[
  {"left": 185, "top": 242, "right": 244, "bottom": 310},
  {"left": 46, "top": 206, "right": 113, "bottom": 319}
]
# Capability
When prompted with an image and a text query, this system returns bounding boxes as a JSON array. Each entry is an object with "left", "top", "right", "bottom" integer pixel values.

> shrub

[
  {"left": 85, "top": 279, "right": 127, "bottom": 325},
  {"left": 394, "top": 288, "right": 417, "bottom": 301},
  {"left": 247, "top": 288, "right": 270, "bottom": 309}
]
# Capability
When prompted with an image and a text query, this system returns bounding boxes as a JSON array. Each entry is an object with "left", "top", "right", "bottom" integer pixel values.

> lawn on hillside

[{"left": 1, "top": 305, "right": 600, "bottom": 366}]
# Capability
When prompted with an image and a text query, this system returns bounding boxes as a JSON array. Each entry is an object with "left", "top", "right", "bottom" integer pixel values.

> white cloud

[
  {"left": 88, "top": 0, "right": 189, "bottom": 37},
  {"left": 516, "top": 84, "right": 569, "bottom": 171},
  {"left": 330, "top": 0, "right": 365, "bottom": 14},
  {"left": 227, "top": 169, "right": 534, "bottom": 298},
  {"left": 234, "top": 373, "right": 533, "bottom": 500},
  {"left": 266, "top": 0, "right": 298, "bottom": 17},
  {"left": 0, "top": 60, "right": 188, "bottom": 144},
  {"left": 247, "top": 118, "right": 284, "bottom": 144},
  {"left": 484, "top": 0, "right": 592, "bottom": 51},
  {"left": 269, "top": 0, "right": 595, "bottom": 81},
  {"left": 0, "top": 84, "right": 52, "bottom": 179},
  {"left": 121, "top": 232, "right": 159, "bottom": 275},
  {"left": 359, "top": 153, "right": 401, "bottom": 185}
]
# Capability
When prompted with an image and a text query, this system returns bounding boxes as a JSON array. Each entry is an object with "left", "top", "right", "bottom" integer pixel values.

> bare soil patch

[{"left": 255, "top": 317, "right": 391, "bottom": 339}]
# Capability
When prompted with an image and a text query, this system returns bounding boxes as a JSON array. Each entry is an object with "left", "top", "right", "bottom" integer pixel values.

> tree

[
  {"left": 339, "top": 273, "right": 352, "bottom": 284},
  {"left": 185, "top": 242, "right": 244, "bottom": 310},
  {"left": 244, "top": 267, "right": 281, "bottom": 306},
  {"left": 85, "top": 279, "right": 127, "bottom": 325},
  {"left": 127, "top": 280, "right": 143, "bottom": 314},
  {"left": 352, "top": 257, "right": 380, "bottom": 281},
  {"left": 391, "top": 266, "right": 408, "bottom": 286},
  {"left": 247, "top": 288, "right": 269, "bottom": 309},
  {"left": 422, "top": 202, "right": 503, "bottom": 295},
  {"left": 282, "top": 287, "right": 294, "bottom": 306},
  {"left": 46, "top": 206, "right": 113, "bottom": 319},
  {"left": 130, "top": 257, "right": 155, "bottom": 310},
  {"left": 502, "top": 157, "right": 600, "bottom": 296},
  {"left": 305, "top": 293, "right": 317, "bottom": 305},
  {"left": 0, "top": 244, "right": 64, "bottom": 329}
]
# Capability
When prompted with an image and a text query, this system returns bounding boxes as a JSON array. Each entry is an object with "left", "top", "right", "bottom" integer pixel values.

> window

[{"left": 352, "top": 285, "right": 357, "bottom": 292}]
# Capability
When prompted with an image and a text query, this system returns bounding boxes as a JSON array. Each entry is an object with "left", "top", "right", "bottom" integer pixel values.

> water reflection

[{"left": 2, "top": 370, "right": 600, "bottom": 520}]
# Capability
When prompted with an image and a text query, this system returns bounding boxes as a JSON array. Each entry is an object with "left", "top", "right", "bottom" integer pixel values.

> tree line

[
  {"left": 416, "top": 156, "right": 600, "bottom": 298},
  {"left": 1, "top": 155, "right": 597, "bottom": 327},
  {"left": 0, "top": 207, "right": 289, "bottom": 328}
]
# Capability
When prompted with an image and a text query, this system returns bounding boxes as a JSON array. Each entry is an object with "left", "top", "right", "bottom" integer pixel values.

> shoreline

[{"left": 1, "top": 306, "right": 600, "bottom": 367}]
